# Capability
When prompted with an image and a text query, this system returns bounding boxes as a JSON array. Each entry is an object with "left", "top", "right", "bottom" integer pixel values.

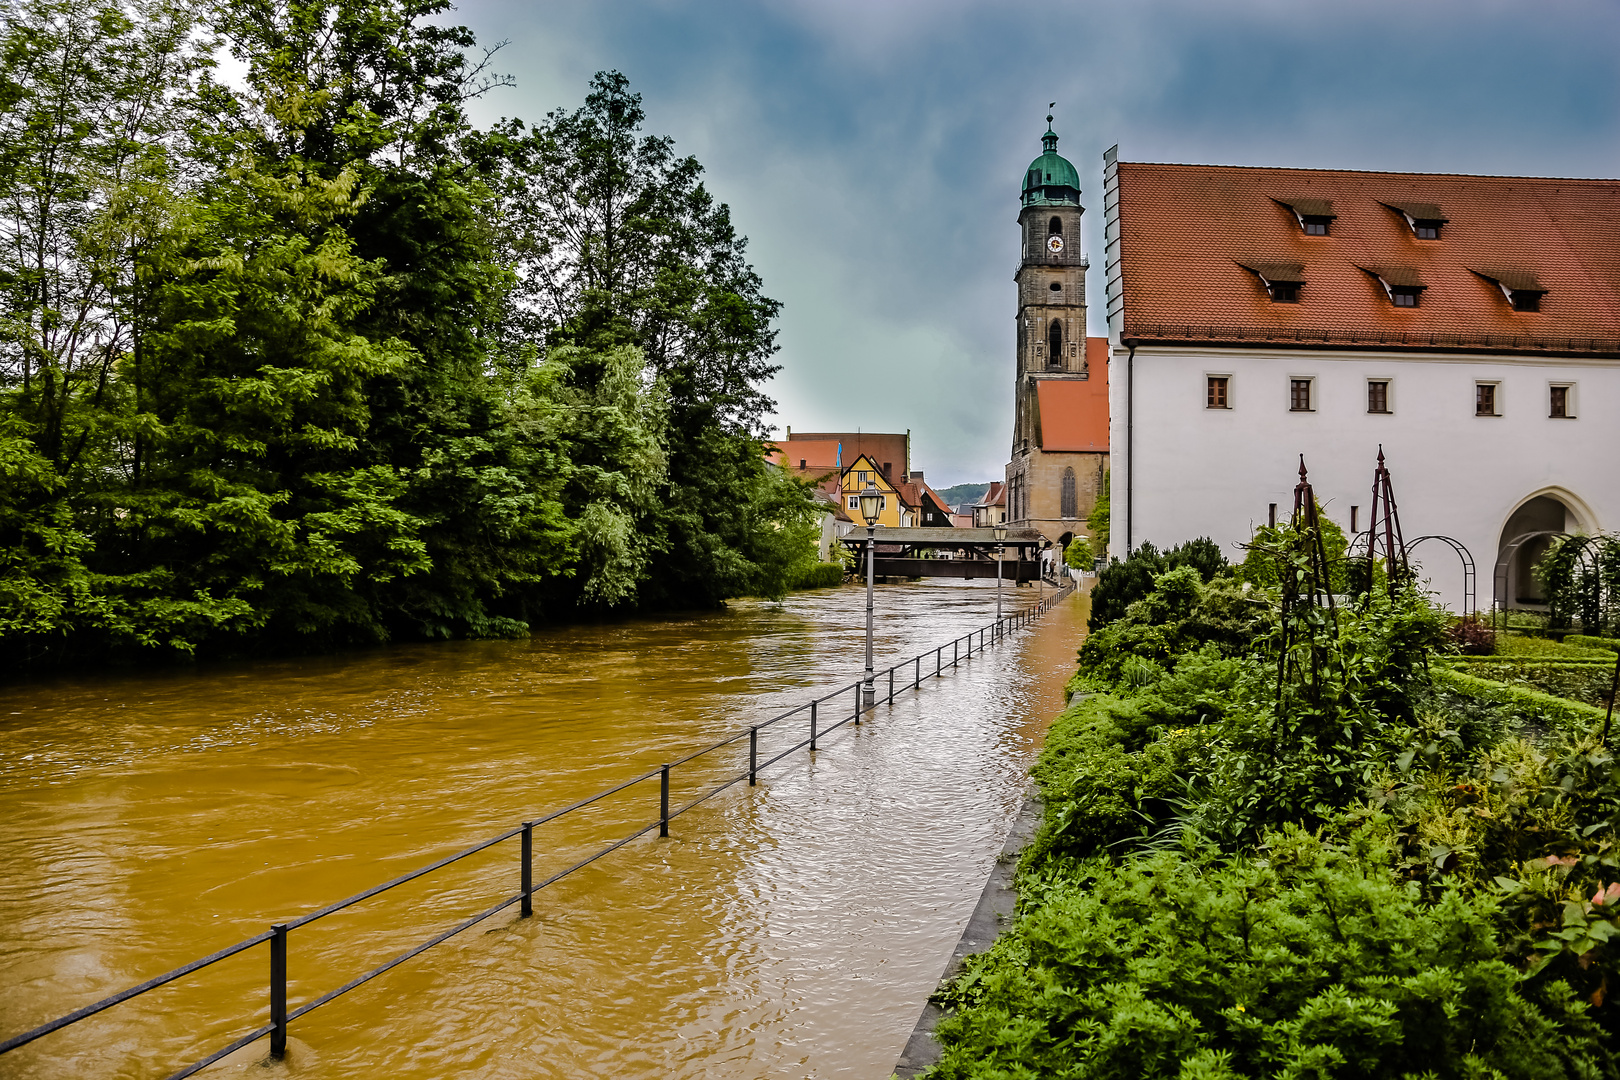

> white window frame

[
  {"left": 1475, "top": 380, "right": 1503, "bottom": 418},
  {"left": 1365, "top": 376, "right": 1394, "bottom": 415},
  {"left": 1205, "top": 372, "right": 1234, "bottom": 410},
  {"left": 1287, "top": 375, "right": 1317, "bottom": 413},
  {"left": 1548, "top": 381, "right": 1578, "bottom": 419}
]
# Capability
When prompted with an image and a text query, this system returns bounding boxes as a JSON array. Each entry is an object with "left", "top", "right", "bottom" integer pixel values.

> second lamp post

[
  {"left": 858, "top": 484, "right": 883, "bottom": 708},
  {"left": 993, "top": 522, "right": 1008, "bottom": 635}
]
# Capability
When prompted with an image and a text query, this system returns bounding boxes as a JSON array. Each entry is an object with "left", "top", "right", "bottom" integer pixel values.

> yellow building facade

[{"left": 839, "top": 455, "right": 914, "bottom": 528}]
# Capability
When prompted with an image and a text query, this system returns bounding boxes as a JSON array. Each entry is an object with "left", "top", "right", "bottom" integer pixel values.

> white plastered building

[{"left": 1102, "top": 150, "right": 1620, "bottom": 613}]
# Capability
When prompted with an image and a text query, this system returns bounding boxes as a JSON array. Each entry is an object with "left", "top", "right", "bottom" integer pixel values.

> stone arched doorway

[{"left": 1496, "top": 490, "right": 1592, "bottom": 608}]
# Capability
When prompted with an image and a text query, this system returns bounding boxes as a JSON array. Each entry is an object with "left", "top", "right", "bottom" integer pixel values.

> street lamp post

[
  {"left": 993, "top": 522, "right": 1008, "bottom": 636},
  {"left": 858, "top": 485, "right": 883, "bottom": 708}
]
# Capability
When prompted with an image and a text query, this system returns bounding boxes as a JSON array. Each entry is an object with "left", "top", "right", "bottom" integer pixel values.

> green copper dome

[{"left": 1022, "top": 122, "right": 1080, "bottom": 206}]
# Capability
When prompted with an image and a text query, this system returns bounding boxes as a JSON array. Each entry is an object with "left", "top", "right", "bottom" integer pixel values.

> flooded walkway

[{"left": 0, "top": 580, "right": 1087, "bottom": 1079}]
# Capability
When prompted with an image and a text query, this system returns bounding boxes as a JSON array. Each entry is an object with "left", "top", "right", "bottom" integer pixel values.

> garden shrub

[
  {"left": 932, "top": 830, "right": 1614, "bottom": 1080},
  {"left": 931, "top": 527, "right": 1620, "bottom": 1079},
  {"left": 1441, "top": 660, "right": 1618, "bottom": 710},
  {"left": 1433, "top": 667, "right": 1607, "bottom": 732},
  {"left": 1088, "top": 538, "right": 1231, "bottom": 631},
  {"left": 1497, "top": 634, "right": 1616, "bottom": 661},
  {"left": 791, "top": 561, "right": 845, "bottom": 589},
  {"left": 1568, "top": 635, "right": 1620, "bottom": 654}
]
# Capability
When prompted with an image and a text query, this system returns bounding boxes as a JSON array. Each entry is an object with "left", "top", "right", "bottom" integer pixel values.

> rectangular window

[
  {"left": 1391, "top": 288, "right": 1420, "bottom": 307},
  {"left": 1303, "top": 217, "right": 1330, "bottom": 236},
  {"left": 1268, "top": 503, "right": 1278, "bottom": 528},
  {"left": 1511, "top": 291, "right": 1542, "bottom": 312},
  {"left": 1207, "top": 376, "right": 1230, "bottom": 409},
  {"left": 848, "top": 496, "right": 858, "bottom": 509},
  {"left": 1269, "top": 282, "right": 1300, "bottom": 303},
  {"left": 1550, "top": 384, "right": 1574, "bottom": 418},
  {"left": 1290, "top": 378, "right": 1313, "bottom": 412},
  {"left": 1414, "top": 223, "right": 1440, "bottom": 239},
  {"left": 1476, "top": 383, "right": 1498, "bottom": 416},
  {"left": 1367, "top": 380, "right": 1390, "bottom": 414},
  {"left": 799, "top": 458, "right": 806, "bottom": 468},
  {"left": 1351, "top": 506, "right": 1360, "bottom": 533}
]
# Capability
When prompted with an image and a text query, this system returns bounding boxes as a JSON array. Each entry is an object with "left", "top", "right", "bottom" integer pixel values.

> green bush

[
  {"left": 932, "top": 830, "right": 1612, "bottom": 1080},
  {"left": 791, "top": 562, "right": 845, "bottom": 589},
  {"left": 1431, "top": 667, "right": 1606, "bottom": 732},
  {"left": 1568, "top": 635, "right": 1620, "bottom": 654},
  {"left": 1497, "top": 634, "right": 1617, "bottom": 661},
  {"left": 1089, "top": 538, "right": 1230, "bottom": 631}
]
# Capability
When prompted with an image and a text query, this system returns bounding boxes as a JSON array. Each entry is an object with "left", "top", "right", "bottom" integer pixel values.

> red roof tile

[
  {"left": 1036, "top": 340, "right": 1110, "bottom": 451},
  {"left": 1114, "top": 162, "right": 1620, "bottom": 355}
]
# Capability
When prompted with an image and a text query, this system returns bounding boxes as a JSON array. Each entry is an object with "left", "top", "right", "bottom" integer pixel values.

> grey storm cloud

[{"left": 460, "top": 0, "right": 1620, "bottom": 487}]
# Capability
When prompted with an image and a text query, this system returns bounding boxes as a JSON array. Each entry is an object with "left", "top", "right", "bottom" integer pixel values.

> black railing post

[
  {"left": 936, "top": 647, "right": 941, "bottom": 677},
  {"left": 888, "top": 667, "right": 894, "bottom": 703},
  {"left": 915, "top": 656, "right": 920, "bottom": 689},
  {"left": 520, "top": 823, "right": 533, "bottom": 918},
  {"left": 749, "top": 726, "right": 758, "bottom": 785},
  {"left": 659, "top": 765, "right": 670, "bottom": 837},
  {"left": 269, "top": 923, "right": 288, "bottom": 1059},
  {"left": 810, "top": 700, "right": 818, "bottom": 750},
  {"left": 953, "top": 638, "right": 958, "bottom": 666}
]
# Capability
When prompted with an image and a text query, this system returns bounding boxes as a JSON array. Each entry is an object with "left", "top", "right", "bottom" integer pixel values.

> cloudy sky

[{"left": 459, "top": 0, "right": 1619, "bottom": 487}]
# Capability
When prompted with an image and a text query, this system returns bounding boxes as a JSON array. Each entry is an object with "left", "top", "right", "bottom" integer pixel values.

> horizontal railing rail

[{"left": 2, "top": 585, "right": 1073, "bottom": 1077}]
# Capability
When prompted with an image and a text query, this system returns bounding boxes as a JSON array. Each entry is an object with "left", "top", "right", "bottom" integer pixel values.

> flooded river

[{"left": 0, "top": 580, "right": 1087, "bottom": 1079}]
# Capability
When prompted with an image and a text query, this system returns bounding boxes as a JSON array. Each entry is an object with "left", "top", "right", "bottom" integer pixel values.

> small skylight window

[
  {"left": 1236, "top": 261, "right": 1306, "bottom": 304},
  {"left": 1382, "top": 201, "right": 1449, "bottom": 240},
  {"left": 1472, "top": 269, "right": 1546, "bottom": 313},
  {"left": 1274, "top": 198, "right": 1336, "bottom": 236},
  {"left": 1360, "top": 266, "right": 1426, "bottom": 309}
]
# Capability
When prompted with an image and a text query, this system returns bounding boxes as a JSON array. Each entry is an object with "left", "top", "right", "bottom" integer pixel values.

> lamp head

[
  {"left": 993, "top": 524, "right": 1008, "bottom": 543},
  {"left": 858, "top": 485, "right": 882, "bottom": 525}
]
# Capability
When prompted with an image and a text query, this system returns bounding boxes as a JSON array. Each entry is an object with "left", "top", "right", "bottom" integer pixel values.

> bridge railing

[{"left": 1, "top": 584, "right": 1074, "bottom": 1078}]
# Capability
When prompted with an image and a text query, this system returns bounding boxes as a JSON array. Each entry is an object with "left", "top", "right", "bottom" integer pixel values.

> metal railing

[{"left": 1, "top": 585, "right": 1073, "bottom": 1078}]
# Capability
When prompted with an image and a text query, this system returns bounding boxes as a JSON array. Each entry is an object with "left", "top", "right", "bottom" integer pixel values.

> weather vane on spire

[{"left": 1047, "top": 102, "right": 1056, "bottom": 127}]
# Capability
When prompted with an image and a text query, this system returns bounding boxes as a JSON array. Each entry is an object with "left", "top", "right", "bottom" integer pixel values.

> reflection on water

[{"left": 0, "top": 580, "right": 1087, "bottom": 1079}]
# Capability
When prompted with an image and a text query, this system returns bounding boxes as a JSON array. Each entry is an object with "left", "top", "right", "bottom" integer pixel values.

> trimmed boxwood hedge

[{"left": 1431, "top": 666, "right": 1608, "bottom": 730}]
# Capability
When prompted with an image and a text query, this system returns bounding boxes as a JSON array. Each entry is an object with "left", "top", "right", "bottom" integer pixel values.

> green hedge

[
  {"left": 1568, "top": 634, "right": 1620, "bottom": 654},
  {"left": 1431, "top": 666, "right": 1608, "bottom": 730},
  {"left": 1439, "top": 659, "right": 1618, "bottom": 709},
  {"left": 791, "top": 562, "right": 846, "bottom": 589},
  {"left": 1495, "top": 635, "right": 1616, "bottom": 661}
]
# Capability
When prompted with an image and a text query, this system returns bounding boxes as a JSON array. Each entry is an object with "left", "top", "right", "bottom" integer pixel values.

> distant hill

[{"left": 934, "top": 482, "right": 991, "bottom": 511}]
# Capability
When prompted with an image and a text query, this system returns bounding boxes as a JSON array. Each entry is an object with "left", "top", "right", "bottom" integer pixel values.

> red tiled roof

[
  {"left": 1036, "top": 340, "right": 1110, "bottom": 451},
  {"left": 1114, "top": 162, "right": 1620, "bottom": 356},
  {"left": 769, "top": 432, "right": 909, "bottom": 478},
  {"left": 976, "top": 481, "right": 1006, "bottom": 508}
]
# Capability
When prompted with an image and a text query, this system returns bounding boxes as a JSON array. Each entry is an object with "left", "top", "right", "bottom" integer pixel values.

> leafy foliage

[
  {"left": 1087, "top": 536, "right": 1229, "bottom": 631},
  {"left": 933, "top": 832, "right": 1611, "bottom": 1080},
  {"left": 930, "top": 525, "right": 1620, "bottom": 1077},
  {"left": 0, "top": 2, "right": 818, "bottom": 670}
]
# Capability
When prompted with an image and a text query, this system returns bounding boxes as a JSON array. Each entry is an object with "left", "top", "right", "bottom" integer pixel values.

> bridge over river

[{"left": 0, "top": 580, "right": 1087, "bottom": 1079}]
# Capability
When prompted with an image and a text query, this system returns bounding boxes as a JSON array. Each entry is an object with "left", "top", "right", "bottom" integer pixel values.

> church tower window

[
  {"left": 1048, "top": 216, "right": 1062, "bottom": 236},
  {"left": 1047, "top": 320, "right": 1063, "bottom": 369},
  {"left": 1061, "top": 468, "right": 1077, "bottom": 519}
]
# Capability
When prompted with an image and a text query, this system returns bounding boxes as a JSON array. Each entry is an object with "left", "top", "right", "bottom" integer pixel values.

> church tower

[{"left": 1005, "top": 118, "right": 1109, "bottom": 553}]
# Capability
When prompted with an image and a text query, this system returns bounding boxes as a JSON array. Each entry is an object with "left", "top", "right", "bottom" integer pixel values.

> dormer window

[
  {"left": 1382, "top": 201, "right": 1448, "bottom": 240},
  {"left": 1275, "top": 198, "right": 1335, "bottom": 236},
  {"left": 1361, "top": 266, "right": 1426, "bottom": 308},
  {"left": 1472, "top": 269, "right": 1546, "bottom": 313},
  {"left": 1236, "top": 261, "right": 1305, "bottom": 304}
]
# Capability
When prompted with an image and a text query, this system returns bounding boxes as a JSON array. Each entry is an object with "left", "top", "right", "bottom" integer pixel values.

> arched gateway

[{"left": 1495, "top": 488, "right": 1598, "bottom": 609}]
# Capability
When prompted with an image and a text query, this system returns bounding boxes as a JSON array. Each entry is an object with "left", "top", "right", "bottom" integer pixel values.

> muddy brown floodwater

[{"left": 0, "top": 579, "right": 1088, "bottom": 1080}]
